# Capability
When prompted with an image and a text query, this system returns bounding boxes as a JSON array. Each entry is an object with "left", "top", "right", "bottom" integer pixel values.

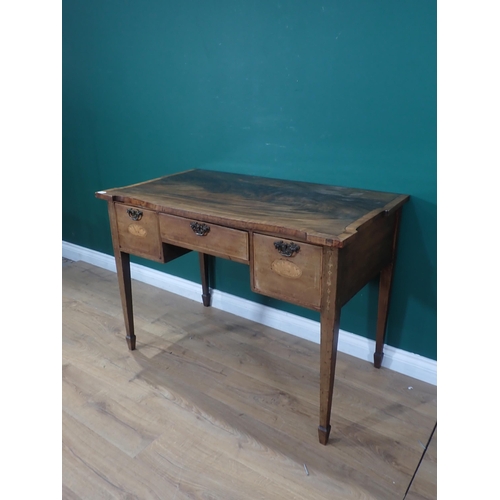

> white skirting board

[{"left": 62, "top": 241, "right": 437, "bottom": 385}]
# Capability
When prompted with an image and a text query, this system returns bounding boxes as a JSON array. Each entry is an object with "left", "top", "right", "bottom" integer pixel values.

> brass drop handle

[
  {"left": 274, "top": 240, "right": 300, "bottom": 257},
  {"left": 190, "top": 221, "right": 210, "bottom": 236},
  {"left": 127, "top": 208, "right": 143, "bottom": 221}
]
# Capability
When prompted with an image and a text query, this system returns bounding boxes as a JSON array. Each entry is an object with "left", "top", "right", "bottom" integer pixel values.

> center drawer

[{"left": 159, "top": 213, "right": 249, "bottom": 263}]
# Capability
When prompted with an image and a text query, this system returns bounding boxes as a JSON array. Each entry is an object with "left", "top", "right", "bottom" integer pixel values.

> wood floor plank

[
  {"left": 63, "top": 362, "right": 160, "bottom": 458},
  {"left": 63, "top": 412, "right": 193, "bottom": 500},
  {"left": 62, "top": 484, "right": 82, "bottom": 500},
  {"left": 63, "top": 260, "right": 437, "bottom": 499}
]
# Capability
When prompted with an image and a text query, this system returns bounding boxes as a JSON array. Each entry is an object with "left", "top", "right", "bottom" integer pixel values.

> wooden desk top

[{"left": 96, "top": 169, "right": 408, "bottom": 247}]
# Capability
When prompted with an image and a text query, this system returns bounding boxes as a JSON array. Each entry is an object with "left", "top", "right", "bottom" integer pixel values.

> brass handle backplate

[
  {"left": 127, "top": 208, "right": 143, "bottom": 221},
  {"left": 190, "top": 221, "right": 210, "bottom": 236},
  {"left": 274, "top": 240, "right": 300, "bottom": 257}
]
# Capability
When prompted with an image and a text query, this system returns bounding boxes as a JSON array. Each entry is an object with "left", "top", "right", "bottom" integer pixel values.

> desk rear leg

[
  {"left": 199, "top": 252, "right": 211, "bottom": 307},
  {"left": 374, "top": 209, "right": 401, "bottom": 368},
  {"left": 374, "top": 264, "right": 394, "bottom": 368}
]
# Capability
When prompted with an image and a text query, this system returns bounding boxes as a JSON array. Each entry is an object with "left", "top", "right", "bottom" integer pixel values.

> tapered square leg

[
  {"left": 318, "top": 247, "right": 341, "bottom": 445},
  {"left": 318, "top": 305, "right": 341, "bottom": 445},
  {"left": 115, "top": 251, "right": 136, "bottom": 350},
  {"left": 374, "top": 209, "right": 401, "bottom": 368},
  {"left": 107, "top": 202, "right": 136, "bottom": 350},
  {"left": 374, "top": 264, "right": 393, "bottom": 367},
  {"left": 199, "top": 252, "right": 211, "bottom": 307}
]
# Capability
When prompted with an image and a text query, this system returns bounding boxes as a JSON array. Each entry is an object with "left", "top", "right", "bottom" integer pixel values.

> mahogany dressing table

[{"left": 96, "top": 169, "right": 409, "bottom": 445}]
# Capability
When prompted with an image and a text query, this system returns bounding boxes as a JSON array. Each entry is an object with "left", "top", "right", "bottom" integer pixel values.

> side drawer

[
  {"left": 159, "top": 213, "right": 249, "bottom": 263},
  {"left": 114, "top": 204, "right": 165, "bottom": 262},
  {"left": 251, "top": 233, "right": 322, "bottom": 310}
]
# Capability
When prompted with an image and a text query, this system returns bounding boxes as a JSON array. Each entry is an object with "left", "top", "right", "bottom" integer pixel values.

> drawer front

[
  {"left": 115, "top": 204, "right": 164, "bottom": 262},
  {"left": 159, "top": 214, "right": 249, "bottom": 263},
  {"left": 252, "top": 234, "right": 322, "bottom": 310}
]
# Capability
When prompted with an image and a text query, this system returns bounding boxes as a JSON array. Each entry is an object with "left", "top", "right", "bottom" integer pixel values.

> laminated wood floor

[{"left": 62, "top": 259, "right": 437, "bottom": 500}]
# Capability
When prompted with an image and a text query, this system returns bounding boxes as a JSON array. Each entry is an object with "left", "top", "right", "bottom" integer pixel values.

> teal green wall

[{"left": 63, "top": 1, "right": 436, "bottom": 360}]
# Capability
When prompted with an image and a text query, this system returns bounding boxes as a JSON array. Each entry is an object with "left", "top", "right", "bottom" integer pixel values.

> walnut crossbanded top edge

[{"left": 95, "top": 169, "right": 409, "bottom": 247}]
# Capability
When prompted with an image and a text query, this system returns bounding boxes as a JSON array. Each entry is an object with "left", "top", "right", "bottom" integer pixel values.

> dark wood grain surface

[{"left": 96, "top": 170, "right": 408, "bottom": 247}]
